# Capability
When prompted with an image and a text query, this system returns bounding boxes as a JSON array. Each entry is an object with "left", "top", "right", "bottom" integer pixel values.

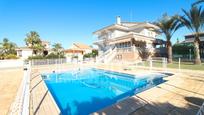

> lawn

[{"left": 142, "top": 61, "right": 204, "bottom": 71}]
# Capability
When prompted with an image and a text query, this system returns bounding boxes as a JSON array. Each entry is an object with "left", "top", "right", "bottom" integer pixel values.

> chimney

[{"left": 116, "top": 16, "right": 121, "bottom": 25}]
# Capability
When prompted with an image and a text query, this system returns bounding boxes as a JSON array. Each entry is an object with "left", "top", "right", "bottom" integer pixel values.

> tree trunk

[
  {"left": 194, "top": 36, "right": 201, "bottom": 64},
  {"left": 167, "top": 41, "right": 172, "bottom": 63}
]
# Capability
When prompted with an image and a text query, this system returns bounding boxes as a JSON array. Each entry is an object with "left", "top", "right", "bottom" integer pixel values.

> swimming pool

[{"left": 43, "top": 68, "right": 165, "bottom": 115}]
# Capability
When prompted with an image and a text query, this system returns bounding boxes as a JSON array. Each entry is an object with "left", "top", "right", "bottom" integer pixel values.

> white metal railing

[{"left": 31, "top": 58, "right": 66, "bottom": 66}]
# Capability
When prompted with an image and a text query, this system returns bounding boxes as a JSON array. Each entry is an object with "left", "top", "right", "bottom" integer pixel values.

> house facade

[
  {"left": 182, "top": 32, "right": 204, "bottom": 58},
  {"left": 93, "top": 16, "right": 166, "bottom": 63},
  {"left": 16, "top": 47, "right": 33, "bottom": 59},
  {"left": 64, "top": 43, "right": 93, "bottom": 62}
]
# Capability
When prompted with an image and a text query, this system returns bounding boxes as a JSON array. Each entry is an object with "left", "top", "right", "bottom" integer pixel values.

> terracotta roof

[
  {"left": 73, "top": 43, "right": 92, "bottom": 49},
  {"left": 64, "top": 49, "right": 84, "bottom": 53}
]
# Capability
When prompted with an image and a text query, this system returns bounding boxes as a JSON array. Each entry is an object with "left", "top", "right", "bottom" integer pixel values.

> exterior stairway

[{"left": 97, "top": 46, "right": 142, "bottom": 63}]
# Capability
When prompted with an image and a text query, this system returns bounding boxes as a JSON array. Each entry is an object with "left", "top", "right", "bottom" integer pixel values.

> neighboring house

[
  {"left": 16, "top": 47, "right": 33, "bottom": 59},
  {"left": 16, "top": 40, "right": 50, "bottom": 59},
  {"left": 181, "top": 32, "right": 204, "bottom": 58},
  {"left": 41, "top": 40, "right": 51, "bottom": 55},
  {"left": 93, "top": 16, "right": 166, "bottom": 63},
  {"left": 42, "top": 40, "right": 50, "bottom": 49},
  {"left": 64, "top": 43, "right": 93, "bottom": 62}
]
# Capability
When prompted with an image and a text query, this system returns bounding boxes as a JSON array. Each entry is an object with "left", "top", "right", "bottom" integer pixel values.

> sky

[{"left": 0, "top": 0, "right": 198, "bottom": 49}]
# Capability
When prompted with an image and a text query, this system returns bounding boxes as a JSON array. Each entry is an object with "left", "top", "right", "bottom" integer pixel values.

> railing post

[
  {"left": 149, "top": 58, "right": 152, "bottom": 71},
  {"left": 179, "top": 58, "right": 181, "bottom": 71},
  {"left": 163, "top": 58, "right": 167, "bottom": 72}
]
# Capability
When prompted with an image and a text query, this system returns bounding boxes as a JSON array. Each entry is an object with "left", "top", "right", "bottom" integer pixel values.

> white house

[
  {"left": 16, "top": 47, "right": 33, "bottom": 59},
  {"left": 64, "top": 43, "right": 93, "bottom": 62},
  {"left": 16, "top": 40, "right": 50, "bottom": 59},
  {"left": 93, "top": 16, "right": 166, "bottom": 63}
]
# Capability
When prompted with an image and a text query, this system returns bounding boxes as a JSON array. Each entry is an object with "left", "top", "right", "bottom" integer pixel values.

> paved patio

[
  {"left": 0, "top": 68, "right": 23, "bottom": 114},
  {"left": 0, "top": 61, "right": 203, "bottom": 115},
  {"left": 92, "top": 73, "right": 204, "bottom": 115},
  {"left": 29, "top": 63, "right": 204, "bottom": 115}
]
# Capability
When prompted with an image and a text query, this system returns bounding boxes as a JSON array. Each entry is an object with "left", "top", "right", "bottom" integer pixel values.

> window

[{"left": 18, "top": 51, "right": 22, "bottom": 57}]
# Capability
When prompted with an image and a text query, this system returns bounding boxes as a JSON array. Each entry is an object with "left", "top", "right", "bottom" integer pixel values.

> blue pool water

[{"left": 43, "top": 68, "right": 165, "bottom": 115}]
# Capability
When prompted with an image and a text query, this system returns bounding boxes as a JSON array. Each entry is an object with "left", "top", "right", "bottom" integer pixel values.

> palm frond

[
  {"left": 155, "top": 14, "right": 181, "bottom": 41},
  {"left": 180, "top": 6, "right": 204, "bottom": 33},
  {"left": 192, "top": 0, "right": 204, "bottom": 6}
]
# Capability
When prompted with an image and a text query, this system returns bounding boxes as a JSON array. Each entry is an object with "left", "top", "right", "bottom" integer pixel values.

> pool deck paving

[
  {"left": 10, "top": 63, "right": 204, "bottom": 115},
  {"left": 29, "top": 63, "right": 88, "bottom": 115},
  {"left": 92, "top": 64, "right": 204, "bottom": 115},
  {"left": 0, "top": 68, "right": 23, "bottom": 115}
]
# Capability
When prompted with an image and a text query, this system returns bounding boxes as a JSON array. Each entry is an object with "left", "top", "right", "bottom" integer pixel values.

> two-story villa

[{"left": 93, "top": 16, "right": 166, "bottom": 63}]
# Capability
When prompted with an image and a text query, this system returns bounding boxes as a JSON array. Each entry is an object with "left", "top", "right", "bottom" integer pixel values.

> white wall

[
  {"left": 17, "top": 50, "right": 33, "bottom": 59},
  {"left": 0, "top": 59, "right": 24, "bottom": 68},
  {"left": 111, "top": 30, "right": 127, "bottom": 38},
  {"left": 84, "top": 49, "right": 92, "bottom": 54},
  {"left": 140, "top": 29, "right": 157, "bottom": 38},
  {"left": 98, "top": 30, "right": 127, "bottom": 40},
  {"left": 65, "top": 53, "right": 84, "bottom": 62}
]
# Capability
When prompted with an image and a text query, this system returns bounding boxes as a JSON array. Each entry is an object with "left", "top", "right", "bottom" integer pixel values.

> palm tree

[
  {"left": 155, "top": 14, "right": 182, "bottom": 63},
  {"left": 52, "top": 43, "right": 64, "bottom": 55},
  {"left": 178, "top": 6, "right": 204, "bottom": 64},
  {"left": 25, "top": 31, "right": 42, "bottom": 55},
  {"left": 34, "top": 43, "right": 45, "bottom": 55},
  {"left": 0, "top": 38, "right": 17, "bottom": 56}
]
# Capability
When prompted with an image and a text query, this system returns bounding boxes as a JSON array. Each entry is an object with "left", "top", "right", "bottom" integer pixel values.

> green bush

[
  {"left": 28, "top": 55, "right": 45, "bottom": 60},
  {"left": 4, "top": 54, "right": 18, "bottom": 59},
  {"left": 46, "top": 53, "right": 65, "bottom": 59},
  {"left": 72, "top": 55, "right": 78, "bottom": 59},
  {"left": 83, "top": 50, "right": 98, "bottom": 59},
  {"left": 173, "top": 43, "right": 194, "bottom": 55},
  {"left": 28, "top": 53, "right": 65, "bottom": 60},
  {"left": 83, "top": 53, "right": 92, "bottom": 59}
]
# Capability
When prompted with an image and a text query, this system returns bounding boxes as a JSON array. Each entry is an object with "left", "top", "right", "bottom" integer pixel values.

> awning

[{"left": 109, "top": 38, "right": 132, "bottom": 45}]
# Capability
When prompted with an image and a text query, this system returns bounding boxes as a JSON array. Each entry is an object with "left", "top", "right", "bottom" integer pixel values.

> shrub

[
  {"left": 4, "top": 54, "right": 18, "bottom": 59},
  {"left": 46, "top": 53, "right": 65, "bottom": 59},
  {"left": 83, "top": 50, "right": 98, "bottom": 59},
  {"left": 28, "top": 55, "right": 45, "bottom": 60},
  {"left": 72, "top": 55, "right": 78, "bottom": 59},
  {"left": 83, "top": 53, "right": 92, "bottom": 59},
  {"left": 173, "top": 43, "right": 194, "bottom": 57},
  {"left": 28, "top": 53, "right": 65, "bottom": 60}
]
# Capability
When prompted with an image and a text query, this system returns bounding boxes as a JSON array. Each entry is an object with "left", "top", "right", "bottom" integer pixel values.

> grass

[{"left": 143, "top": 61, "right": 204, "bottom": 71}]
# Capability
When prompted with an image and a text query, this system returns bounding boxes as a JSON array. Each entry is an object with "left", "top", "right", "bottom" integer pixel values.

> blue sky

[{"left": 0, "top": 0, "right": 197, "bottom": 48}]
